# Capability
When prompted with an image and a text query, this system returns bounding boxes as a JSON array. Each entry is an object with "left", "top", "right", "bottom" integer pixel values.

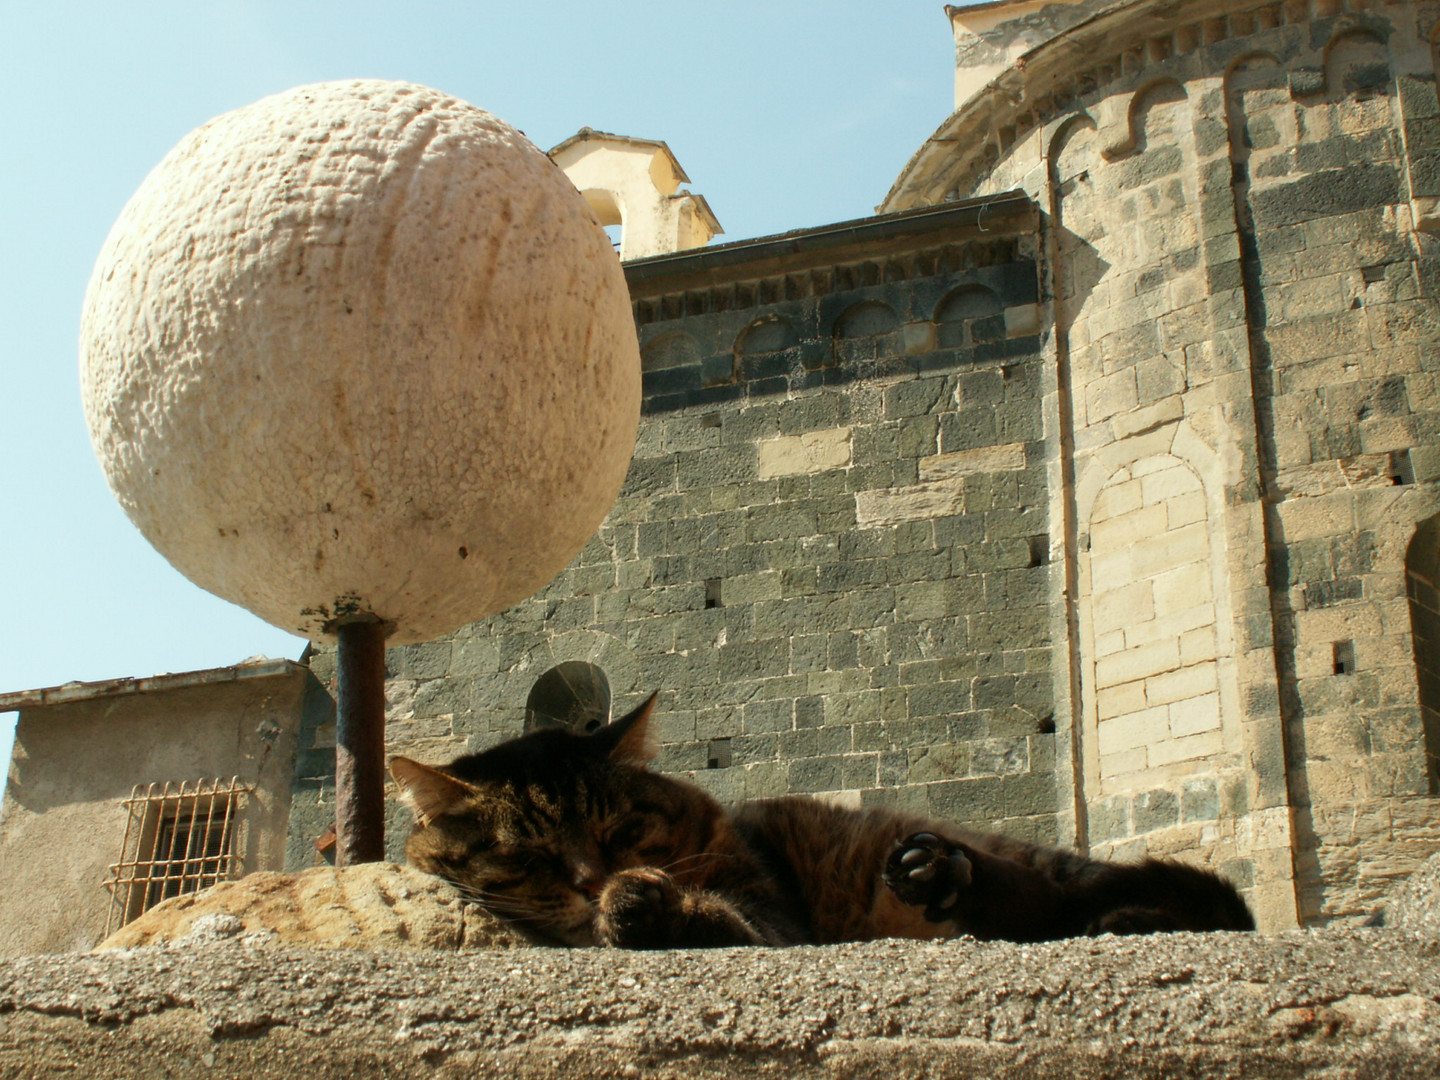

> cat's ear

[
  {"left": 389, "top": 757, "right": 476, "bottom": 827},
  {"left": 594, "top": 692, "right": 659, "bottom": 766}
]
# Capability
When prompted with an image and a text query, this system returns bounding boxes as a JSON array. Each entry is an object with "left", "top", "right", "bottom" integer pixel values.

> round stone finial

[{"left": 81, "top": 80, "right": 640, "bottom": 644}]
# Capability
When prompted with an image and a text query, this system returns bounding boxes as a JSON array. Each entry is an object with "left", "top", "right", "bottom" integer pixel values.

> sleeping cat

[{"left": 390, "top": 693, "right": 1254, "bottom": 948}]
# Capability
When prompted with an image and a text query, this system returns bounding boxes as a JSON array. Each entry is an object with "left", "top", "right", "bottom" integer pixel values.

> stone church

[{"left": 3, "top": 0, "right": 1439, "bottom": 951}]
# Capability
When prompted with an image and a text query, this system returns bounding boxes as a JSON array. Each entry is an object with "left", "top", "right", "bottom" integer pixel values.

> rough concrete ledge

[{"left": 1, "top": 929, "right": 1437, "bottom": 1079}]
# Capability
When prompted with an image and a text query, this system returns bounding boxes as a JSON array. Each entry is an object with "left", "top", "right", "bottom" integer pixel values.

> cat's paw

[
  {"left": 883, "top": 832, "right": 973, "bottom": 922},
  {"left": 594, "top": 867, "right": 684, "bottom": 949}
]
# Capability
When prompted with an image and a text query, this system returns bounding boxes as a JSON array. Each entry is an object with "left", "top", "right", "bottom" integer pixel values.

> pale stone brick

[
  {"left": 1273, "top": 426, "right": 1313, "bottom": 470},
  {"left": 1091, "top": 503, "right": 1169, "bottom": 550},
  {"left": 1088, "top": 548, "right": 1133, "bottom": 587},
  {"left": 1097, "top": 679, "right": 1147, "bottom": 720},
  {"left": 1113, "top": 396, "right": 1183, "bottom": 440},
  {"left": 1124, "top": 604, "right": 1214, "bottom": 650},
  {"left": 856, "top": 479, "right": 964, "bottom": 527},
  {"left": 1148, "top": 661, "right": 1219, "bottom": 708},
  {"left": 1140, "top": 464, "right": 1202, "bottom": 506},
  {"left": 1148, "top": 728, "right": 1224, "bottom": 767},
  {"left": 1100, "top": 747, "right": 1149, "bottom": 780},
  {"left": 1087, "top": 368, "right": 1139, "bottom": 422},
  {"left": 1275, "top": 492, "right": 1356, "bottom": 539},
  {"left": 1093, "top": 580, "right": 1155, "bottom": 633},
  {"left": 1096, "top": 638, "right": 1181, "bottom": 687},
  {"left": 758, "top": 427, "right": 852, "bottom": 480},
  {"left": 1130, "top": 454, "right": 1181, "bottom": 478},
  {"left": 1273, "top": 454, "right": 1394, "bottom": 498},
  {"left": 1091, "top": 477, "right": 1141, "bottom": 522},
  {"left": 1152, "top": 561, "right": 1213, "bottom": 616},
  {"left": 1131, "top": 522, "right": 1208, "bottom": 577},
  {"left": 1180, "top": 625, "right": 1218, "bottom": 665},
  {"left": 919, "top": 442, "right": 1025, "bottom": 482},
  {"left": 1004, "top": 303, "right": 1041, "bottom": 337},
  {"left": 1359, "top": 416, "right": 1412, "bottom": 455},
  {"left": 1165, "top": 490, "right": 1207, "bottom": 529},
  {"left": 1096, "top": 628, "right": 1127, "bottom": 657},
  {"left": 1293, "top": 604, "right": 1383, "bottom": 646},
  {"left": 1098, "top": 704, "right": 1168, "bottom": 756},
  {"left": 1293, "top": 640, "right": 1336, "bottom": 680}
]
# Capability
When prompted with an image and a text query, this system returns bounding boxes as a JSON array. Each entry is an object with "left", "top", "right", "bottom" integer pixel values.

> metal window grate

[{"left": 103, "top": 777, "right": 249, "bottom": 937}]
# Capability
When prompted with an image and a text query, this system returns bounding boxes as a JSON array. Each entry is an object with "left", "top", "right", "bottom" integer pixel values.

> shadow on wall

[{"left": 1407, "top": 513, "right": 1440, "bottom": 796}]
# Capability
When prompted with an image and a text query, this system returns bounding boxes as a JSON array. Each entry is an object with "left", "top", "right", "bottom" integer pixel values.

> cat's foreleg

[
  {"left": 595, "top": 867, "right": 767, "bottom": 949},
  {"left": 882, "top": 832, "right": 1065, "bottom": 942}
]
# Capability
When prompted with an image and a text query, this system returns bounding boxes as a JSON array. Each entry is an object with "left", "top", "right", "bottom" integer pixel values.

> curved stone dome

[{"left": 81, "top": 80, "right": 640, "bottom": 644}]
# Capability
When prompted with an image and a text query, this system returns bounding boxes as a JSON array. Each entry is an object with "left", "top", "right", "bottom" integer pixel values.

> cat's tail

[{"left": 1071, "top": 858, "right": 1256, "bottom": 935}]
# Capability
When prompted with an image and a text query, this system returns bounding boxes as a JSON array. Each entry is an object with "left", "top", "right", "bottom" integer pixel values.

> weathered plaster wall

[
  {"left": 887, "top": 0, "right": 1440, "bottom": 927},
  {"left": 0, "top": 665, "right": 310, "bottom": 957}
]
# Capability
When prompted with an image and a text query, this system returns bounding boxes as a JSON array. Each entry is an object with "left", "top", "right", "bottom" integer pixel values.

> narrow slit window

[
  {"left": 104, "top": 778, "right": 248, "bottom": 936},
  {"left": 1334, "top": 640, "right": 1356, "bottom": 676}
]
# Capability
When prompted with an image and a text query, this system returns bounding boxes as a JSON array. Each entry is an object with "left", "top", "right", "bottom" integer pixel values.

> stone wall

[
  {"left": 287, "top": 0, "right": 1440, "bottom": 932},
  {"left": 289, "top": 200, "right": 1078, "bottom": 864},
  {"left": 885, "top": 0, "right": 1440, "bottom": 928}
]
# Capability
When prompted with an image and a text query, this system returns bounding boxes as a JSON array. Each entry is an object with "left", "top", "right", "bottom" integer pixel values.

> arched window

[
  {"left": 934, "top": 285, "right": 1003, "bottom": 348},
  {"left": 582, "top": 189, "right": 624, "bottom": 252},
  {"left": 525, "top": 662, "right": 612, "bottom": 734}
]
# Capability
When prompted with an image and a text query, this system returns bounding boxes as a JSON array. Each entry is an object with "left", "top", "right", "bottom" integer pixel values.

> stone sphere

[{"left": 81, "top": 81, "right": 640, "bottom": 644}]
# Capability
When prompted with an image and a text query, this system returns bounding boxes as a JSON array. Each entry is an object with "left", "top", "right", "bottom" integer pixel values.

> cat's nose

[{"left": 574, "top": 867, "right": 605, "bottom": 900}]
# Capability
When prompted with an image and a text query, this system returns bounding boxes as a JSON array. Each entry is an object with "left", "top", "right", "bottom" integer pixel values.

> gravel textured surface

[{"left": 1, "top": 928, "right": 1437, "bottom": 1078}]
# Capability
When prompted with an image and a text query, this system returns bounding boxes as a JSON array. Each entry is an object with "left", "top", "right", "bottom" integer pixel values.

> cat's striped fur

[{"left": 391, "top": 694, "right": 1254, "bottom": 948}]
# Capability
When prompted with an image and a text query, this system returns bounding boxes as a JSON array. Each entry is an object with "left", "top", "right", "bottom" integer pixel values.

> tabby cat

[{"left": 390, "top": 694, "right": 1254, "bottom": 948}]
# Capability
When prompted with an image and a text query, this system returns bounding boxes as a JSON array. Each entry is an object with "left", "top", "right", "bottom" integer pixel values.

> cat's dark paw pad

[
  {"left": 595, "top": 868, "right": 683, "bottom": 949},
  {"left": 883, "top": 832, "right": 973, "bottom": 920}
]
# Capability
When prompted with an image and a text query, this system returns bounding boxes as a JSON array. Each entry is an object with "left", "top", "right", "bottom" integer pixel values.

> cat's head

[{"left": 389, "top": 693, "right": 722, "bottom": 946}]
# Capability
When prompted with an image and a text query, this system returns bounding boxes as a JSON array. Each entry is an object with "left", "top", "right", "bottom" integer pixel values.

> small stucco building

[
  {"left": 4, "top": 0, "right": 1440, "bottom": 951},
  {"left": 0, "top": 661, "right": 325, "bottom": 956}
]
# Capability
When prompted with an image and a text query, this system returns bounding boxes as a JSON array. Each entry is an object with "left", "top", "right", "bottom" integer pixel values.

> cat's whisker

[{"left": 659, "top": 851, "right": 734, "bottom": 871}]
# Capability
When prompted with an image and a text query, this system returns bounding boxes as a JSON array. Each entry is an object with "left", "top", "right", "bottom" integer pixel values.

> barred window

[{"left": 104, "top": 778, "right": 248, "bottom": 936}]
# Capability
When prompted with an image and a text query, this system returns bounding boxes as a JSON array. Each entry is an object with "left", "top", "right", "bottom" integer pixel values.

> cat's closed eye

[{"left": 606, "top": 818, "right": 648, "bottom": 851}]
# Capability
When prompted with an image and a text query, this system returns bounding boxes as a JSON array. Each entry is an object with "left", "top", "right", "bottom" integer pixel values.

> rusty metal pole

[{"left": 334, "top": 617, "right": 387, "bottom": 865}]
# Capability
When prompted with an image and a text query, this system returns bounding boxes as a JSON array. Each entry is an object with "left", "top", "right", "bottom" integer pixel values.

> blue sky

[{"left": 0, "top": 2, "right": 958, "bottom": 797}]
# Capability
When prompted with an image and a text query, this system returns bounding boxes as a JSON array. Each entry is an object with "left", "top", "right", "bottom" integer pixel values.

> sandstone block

[
  {"left": 1124, "top": 602, "right": 1214, "bottom": 651},
  {"left": 1093, "top": 580, "right": 1156, "bottom": 634},
  {"left": 1181, "top": 625, "right": 1220, "bottom": 665},
  {"left": 1096, "top": 638, "right": 1181, "bottom": 688},
  {"left": 1092, "top": 477, "right": 1142, "bottom": 521},
  {"left": 856, "top": 480, "right": 965, "bottom": 527},
  {"left": 1091, "top": 503, "right": 1168, "bottom": 551},
  {"left": 1098, "top": 704, "right": 1167, "bottom": 757},
  {"left": 1148, "top": 662, "right": 1219, "bottom": 709},
  {"left": 1139, "top": 463, "right": 1203, "bottom": 505},
  {"left": 1168, "top": 690, "right": 1223, "bottom": 737},
  {"left": 918, "top": 442, "right": 1026, "bottom": 481},
  {"left": 757, "top": 427, "right": 853, "bottom": 479},
  {"left": 1153, "top": 561, "right": 1213, "bottom": 616},
  {"left": 1148, "top": 727, "right": 1224, "bottom": 767},
  {"left": 1097, "top": 678, "right": 1147, "bottom": 721},
  {"left": 1113, "top": 396, "right": 1184, "bottom": 440}
]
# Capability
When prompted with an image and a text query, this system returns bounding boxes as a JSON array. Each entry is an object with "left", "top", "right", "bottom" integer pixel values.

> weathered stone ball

[{"left": 80, "top": 81, "right": 639, "bottom": 644}]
